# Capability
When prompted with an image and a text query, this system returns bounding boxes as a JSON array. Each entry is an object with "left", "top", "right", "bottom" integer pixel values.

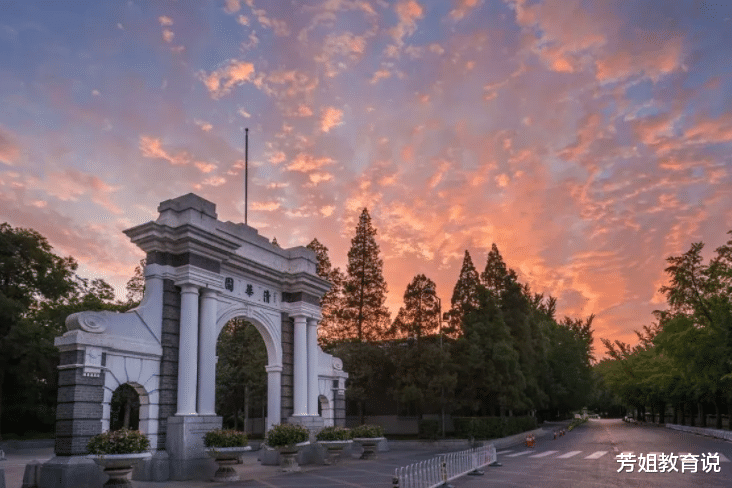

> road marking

[
  {"left": 506, "top": 450, "right": 534, "bottom": 457},
  {"left": 497, "top": 450, "right": 515, "bottom": 455},
  {"left": 584, "top": 451, "right": 608, "bottom": 459},
  {"left": 529, "top": 450, "right": 558, "bottom": 458},
  {"left": 557, "top": 450, "right": 582, "bottom": 459}
]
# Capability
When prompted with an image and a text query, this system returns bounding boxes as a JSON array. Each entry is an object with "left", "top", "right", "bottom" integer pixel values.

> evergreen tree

[
  {"left": 307, "top": 238, "right": 346, "bottom": 345},
  {"left": 392, "top": 274, "right": 440, "bottom": 341},
  {"left": 446, "top": 250, "right": 483, "bottom": 336},
  {"left": 481, "top": 243, "right": 513, "bottom": 297},
  {"left": 454, "top": 287, "right": 525, "bottom": 416},
  {"left": 341, "top": 208, "right": 390, "bottom": 342}
]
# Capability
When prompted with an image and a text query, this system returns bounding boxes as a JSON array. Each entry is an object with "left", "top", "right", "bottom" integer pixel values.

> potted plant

[
  {"left": 316, "top": 426, "right": 352, "bottom": 464},
  {"left": 351, "top": 424, "right": 385, "bottom": 460},
  {"left": 86, "top": 428, "right": 151, "bottom": 487},
  {"left": 203, "top": 429, "right": 251, "bottom": 482},
  {"left": 265, "top": 423, "right": 310, "bottom": 472}
]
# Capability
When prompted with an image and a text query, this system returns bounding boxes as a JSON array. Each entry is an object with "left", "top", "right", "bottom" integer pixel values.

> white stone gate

[{"left": 41, "top": 193, "right": 347, "bottom": 486}]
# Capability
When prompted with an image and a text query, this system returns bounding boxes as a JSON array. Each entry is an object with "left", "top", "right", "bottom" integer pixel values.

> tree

[
  {"left": 307, "top": 238, "right": 346, "bottom": 346},
  {"left": 391, "top": 274, "right": 440, "bottom": 341},
  {"left": 481, "top": 243, "right": 513, "bottom": 297},
  {"left": 340, "top": 208, "right": 390, "bottom": 342},
  {"left": 216, "top": 318, "right": 267, "bottom": 432},
  {"left": 445, "top": 250, "right": 482, "bottom": 336},
  {"left": 124, "top": 258, "right": 146, "bottom": 306},
  {"left": 454, "top": 287, "right": 525, "bottom": 416},
  {"left": 0, "top": 223, "right": 78, "bottom": 440}
]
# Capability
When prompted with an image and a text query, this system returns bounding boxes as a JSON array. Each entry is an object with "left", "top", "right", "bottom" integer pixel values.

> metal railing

[{"left": 393, "top": 444, "right": 497, "bottom": 488}]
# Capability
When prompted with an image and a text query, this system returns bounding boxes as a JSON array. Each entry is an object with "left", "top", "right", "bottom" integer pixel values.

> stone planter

[
  {"left": 276, "top": 441, "right": 309, "bottom": 472},
  {"left": 353, "top": 437, "right": 385, "bottom": 460},
  {"left": 204, "top": 446, "right": 252, "bottom": 482},
  {"left": 87, "top": 452, "right": 152, "bottom": 487},
  {"left": 318, "top": 440, "right": 352, "bottom": 465}
]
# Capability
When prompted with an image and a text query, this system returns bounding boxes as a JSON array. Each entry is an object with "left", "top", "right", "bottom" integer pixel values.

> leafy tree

[
  {"left": 340, "top": 209, "right": 390, "bottom": 342},
  {"left": 124, "top": 258, "right": 146, "bottom": 306},
  {"left": 391, "top": 274, "right": 440, "bottom": 341},
  {"left": 216, "top": 318, "right": 267, "bottom": 432},
  {"left": 445, "top": 250, "right": 482, "bottom": 336},
  {"left": 0, "top": 223, "right": 78, "bottom": 439},
  {"left": 307, "top": 238, "right": 346, "bottom": 346}
]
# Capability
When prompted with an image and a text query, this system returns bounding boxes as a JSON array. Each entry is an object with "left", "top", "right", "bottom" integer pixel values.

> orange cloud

[
  {"left": 199, "top": 60, "right": 256, "bottom": 99},
  {"left": 286, "top": 153, "right": 336, "bottom": 172},
  {"left": 320, "top": 106, "right": 344, "bottom": 132},
  {"left": 252, "top": 201, "right": 281, "bottom": 211},
  {"left": 139, "top": 136, "right": 189, "bottom": 166},
  {"left": 392, "top": 0, "right": 425, "bottom": 47}
]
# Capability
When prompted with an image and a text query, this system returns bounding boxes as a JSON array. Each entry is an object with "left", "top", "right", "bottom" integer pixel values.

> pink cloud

[
  {"left": 0, "top": 128, "right": 20, "bottom": 165},
  {"left": 320, "top": 106, "right": 344, "bottom": 132},
  {"left": 450, "top": 0, "right": 480, "bottom": 21},
  {"left": 286, "top": 153, "right": 336, "bottom": 172},
  {"left": 139, "top": 136, "right": 189, "bottom": 166},
  {"left": 199, "top": 60, "right": 256, "bottom": 99}
]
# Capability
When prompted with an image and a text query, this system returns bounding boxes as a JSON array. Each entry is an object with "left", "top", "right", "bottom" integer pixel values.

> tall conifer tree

[
  {"left": 307, "top": 238, "right": 345, "bottom": 344},
  {"left": 481, "top": 243, "right": 512, "bottom": 296},
  {"left": 446, "top": 250, "right": 483, "bottom": 335},
  {"left": 341, "top": 208, "right": 390, "bottom": 342},
  {"left": 392, "top": 274, "right": 440, "bottom": 340}
]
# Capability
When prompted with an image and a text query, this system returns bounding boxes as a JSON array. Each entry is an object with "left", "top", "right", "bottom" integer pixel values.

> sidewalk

[{"left": 1, "top": 423, "right": 572, "bottom": 488}]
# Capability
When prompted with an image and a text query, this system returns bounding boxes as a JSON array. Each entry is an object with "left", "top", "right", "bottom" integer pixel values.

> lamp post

[{"left": 435, "top": 295, "right": 447, "bottom": 439}]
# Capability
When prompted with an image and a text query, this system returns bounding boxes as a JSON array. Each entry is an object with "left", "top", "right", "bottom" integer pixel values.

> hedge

[{"left": 453, "top": 416, "right": 537, "bottom": 439}]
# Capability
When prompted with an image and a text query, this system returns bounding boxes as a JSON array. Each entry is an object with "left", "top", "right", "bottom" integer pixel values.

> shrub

[
  {"left": 265, "top": 423, "right": 310, "bottom": 447},
  {"left": 351, "top": 424, "right": 384, "bottom": 438},
  {"left": 87, "top": 428, "right": 150, "bottom": 455},
  {"left": 204, "top": 429, "right": 247, "bottom": 447},
  {"left": 316, "top": 426, "right": 352, "bottom": 441},
  {"left": 418, "top": 419, "right": 440, "bottom": 440},
  {"left": 453, "top": 416, "right": 537, "bottom": 440}
]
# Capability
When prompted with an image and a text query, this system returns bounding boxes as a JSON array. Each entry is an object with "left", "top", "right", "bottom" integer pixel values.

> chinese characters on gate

[{"left": 616, "top": 452, "right": 721, "bottom": 473}]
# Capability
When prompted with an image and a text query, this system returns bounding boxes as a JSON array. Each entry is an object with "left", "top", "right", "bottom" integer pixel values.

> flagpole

[{"left": 245, "top": 127, "right": 248, "bottom": 225}]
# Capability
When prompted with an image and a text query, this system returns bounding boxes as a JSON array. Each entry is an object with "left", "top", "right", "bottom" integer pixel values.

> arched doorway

[
  {"left": 110, "top": 384, "right": 140, "bottom": 430},
  {"left": 216, "top": 318, "right": 267, "bottom": 435}
]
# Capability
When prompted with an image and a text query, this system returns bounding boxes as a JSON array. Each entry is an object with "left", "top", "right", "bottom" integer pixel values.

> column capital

[
  {"left": 179, "top": 283, "right": 200, "bottom": 294},
  {"left": 200, "top": 287, "right": 218, "bottom": 298}
]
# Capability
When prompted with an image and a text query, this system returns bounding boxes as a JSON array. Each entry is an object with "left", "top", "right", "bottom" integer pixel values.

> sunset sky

[{"left": 1, "top": 1, "right": 731, "bottom": 356}]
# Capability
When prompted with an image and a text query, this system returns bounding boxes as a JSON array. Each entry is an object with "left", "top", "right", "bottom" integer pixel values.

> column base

[
  {"left": 166, "top": 415, "right": 222, "bottom": 480},
  {"left": 39, "top": 456, "right": 106, "bottom": 488}
]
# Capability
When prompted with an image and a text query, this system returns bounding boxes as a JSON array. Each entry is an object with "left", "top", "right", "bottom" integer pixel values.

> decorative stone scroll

[{"left": 65, "top": 311, "right": 110, "bottom": 333}]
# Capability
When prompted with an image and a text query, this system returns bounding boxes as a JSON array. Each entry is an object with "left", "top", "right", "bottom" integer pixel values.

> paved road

[
  {"left": 3, "top": 421, "right": 730, "bottom": 487},
  {"left": 457, "top": 419, "right": 732, "bottom": 488}
]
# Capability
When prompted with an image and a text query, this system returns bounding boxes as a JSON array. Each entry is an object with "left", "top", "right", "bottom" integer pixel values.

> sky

[{"left": 1, "top": 0, "right": 731, "bottom": 357}]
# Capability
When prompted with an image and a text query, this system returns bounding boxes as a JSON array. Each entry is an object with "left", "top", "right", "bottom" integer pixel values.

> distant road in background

[{"left": 460, "top": 419, "right": 731, "bottom": 488}]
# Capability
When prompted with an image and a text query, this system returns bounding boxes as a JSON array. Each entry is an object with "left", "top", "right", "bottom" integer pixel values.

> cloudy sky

[{"left": 1, "top": 0, "right": 731, "bottom": 355}]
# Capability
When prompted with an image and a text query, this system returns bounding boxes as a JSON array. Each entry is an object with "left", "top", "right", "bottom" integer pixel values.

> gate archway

[{"left": 50, "top": 193, "right": 348, "bottom": 483}]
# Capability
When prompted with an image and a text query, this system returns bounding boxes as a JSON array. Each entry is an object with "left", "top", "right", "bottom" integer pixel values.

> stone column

[
  {"left": 306, "top": 318, "right": 319, "bottom": 415},
  {"left": 265, "top": 365, "right": 282, "bottom": 430},
  {"left": 292, "top": 315, "right": 308, "bottom": 416},
  {"left": 177, "top": 284, "right": 199, "bottom": 415},
  {"left": 197, "top": 289, "right": 217, "bottom": 415}
]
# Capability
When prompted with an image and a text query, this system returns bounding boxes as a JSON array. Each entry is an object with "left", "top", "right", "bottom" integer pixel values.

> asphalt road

[{"left": 458, "top": 419, "right": 732, "bottom": 488}]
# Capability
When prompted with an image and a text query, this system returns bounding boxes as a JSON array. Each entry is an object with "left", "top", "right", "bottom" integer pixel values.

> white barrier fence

[{"left": 393, "top": 444, "right": 497, "bottom": 488}]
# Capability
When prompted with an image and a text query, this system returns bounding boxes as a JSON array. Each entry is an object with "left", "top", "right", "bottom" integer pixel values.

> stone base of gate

[
  {"left": 288, "top": 415, "right": 325, "bottom": 437},
  {"left": 166, "top": 414, "right": 222, "bottom": 480},
  {"left": 38, "top": 455, "right": 106, "bottom": 488},
  {"left": 132, "top": 450, "right": 170, "bottom": 482}
]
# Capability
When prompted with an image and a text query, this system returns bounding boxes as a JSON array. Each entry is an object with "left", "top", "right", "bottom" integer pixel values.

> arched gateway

[{"left": 42, "top": 194, "right": 347, "bottom": 485}]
